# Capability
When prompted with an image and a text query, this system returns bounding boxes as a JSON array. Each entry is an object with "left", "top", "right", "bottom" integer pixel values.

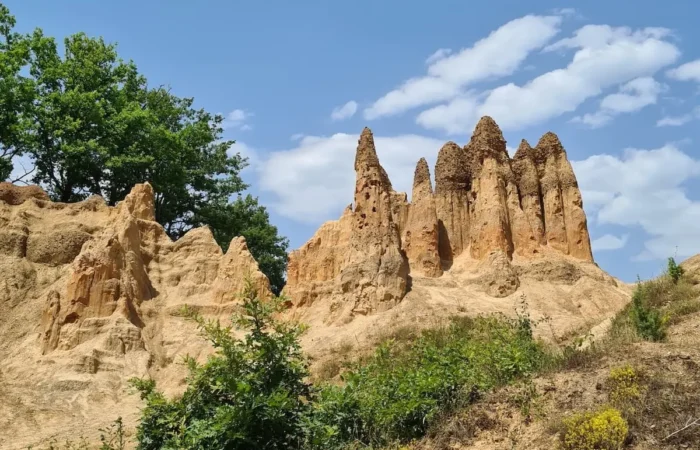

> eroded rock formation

[
  {"left": 403, "top": 158, "right": 442, "bottom": 277},
  {"left": 1, "top": 180, "right": 270, "bottom": 371},
  {"left": 286, "top": 116, "right": 594, "bottom": 317}
]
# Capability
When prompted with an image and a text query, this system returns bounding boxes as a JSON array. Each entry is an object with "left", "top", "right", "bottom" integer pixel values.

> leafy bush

[
  {"left": 667, "top": 257, "right": 685, "bottom": 284},
  {"left": 630, "top": 283, "right": 668, "bottom": 342},
  {"left": 130, "top": 280, "right": 313, "bottom": 450},
  {"left": 308, "top": 306, "right": 551, "bottom": 448},
  {"left": 562, "top": 407, "right": 628, "bottom": 450}
]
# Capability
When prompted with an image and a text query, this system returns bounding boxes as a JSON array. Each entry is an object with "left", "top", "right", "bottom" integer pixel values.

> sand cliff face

[
  {"left": 0, "top": 181, "right": 270, "bottom": 448},
  {"left": 285, "top": 116, "right": 595, "bottom": 325}
]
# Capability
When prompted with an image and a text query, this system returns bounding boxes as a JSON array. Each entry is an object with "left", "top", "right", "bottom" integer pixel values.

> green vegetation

[
  {"left": 561, "top": 407, "right": 628, "bottom": 450},
  {"left": 311, "top": 312, "right": 550, "bottom": 448},
  {"left": 131, "top": 280, "right": 311, "bottom": 449},
  {"left": 125, "top": 282, "right": 551, "bottom": 450},
  {"left": 630, "top": 282, "right": 669, "bottom": 341},
  {"left": 668, "top": 256, "right": 685, "bottom": 284},
  {"left": 627, "top": 257, "right": 697, "bottom": 342},
  {"left": 0, "top": 5, "right": 288, "bottom": 293}
]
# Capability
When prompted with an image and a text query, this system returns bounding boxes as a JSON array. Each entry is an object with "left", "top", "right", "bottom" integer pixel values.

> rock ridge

[{"left": 285, "top": 115, "right": 594, "bottom": 320}]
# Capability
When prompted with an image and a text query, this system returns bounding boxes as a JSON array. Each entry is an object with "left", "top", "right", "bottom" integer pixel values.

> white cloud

[
  {"left": 657, "top": 106, "right": 700, "bottom": 127},
  {"left": 571, "top": 77, "right": 664, "bottom": 128},
  {"left": 591, "top": 234, "right": 629, "bottom": 251},
  {"left": 330, "top": 101, "right": 358, "bottom": 121},
  {"left": 418, "top": 25, "right": 680, "bottom": 134},
  {"left": 552, "top": 8, "right": 578, "bottom": 17},
  {"left": 667, "top": 59, "right": 700, "bottom": 82},
  {"left": 222, "top": 109, "right": 253, "bottom": 130},
  {"left": 425, "top": 48, "right": 452, "bottom": 65},
  {"left": 257, "top": 133, "right": 444, "bottom": 223},
  {"left": 363, "top": 14, "right": 563, "bottom": 120},
  {"left": 290, "top": 133, "right": 304, "bottom": 141},
  {"left": 573, "top": 144, "right": 700, "bottom": 261}
]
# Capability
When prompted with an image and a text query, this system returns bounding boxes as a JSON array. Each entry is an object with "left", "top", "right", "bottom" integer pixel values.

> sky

[{"left": 6, "top": 0, "right": 700, "bottom": 282}]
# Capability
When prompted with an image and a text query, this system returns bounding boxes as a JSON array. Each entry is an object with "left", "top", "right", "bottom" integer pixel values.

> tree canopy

[{"left": 0, "top": 6, "right": 288, "bottom": 293}]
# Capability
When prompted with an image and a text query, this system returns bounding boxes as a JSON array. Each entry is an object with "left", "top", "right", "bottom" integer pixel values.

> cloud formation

[
  {"left": 330, "top": 101, "right": 358, "bottom": 121},
  {"left": 417, "top": 25, "right": 680, "bottom": 133},
  {"left": 657, "top": 106, "right": 700, "bottom": 127},
  {"left": 667, "top": 59, "right": 700, "bottom": 82},
  {"left": 222, "top": 109, "right": 253, "bottom": 131},
  {"left": 571, "top": 77, "right": 664, "bottom": 128},
  {"left": 574, "top": 144, "right": 700, "bottom": 261},
  {"left": 591, "top": 234, "right": 629, "bottom": 251},
  {"left": 363, "top": 14, "right": 563, "bottom": 120}
]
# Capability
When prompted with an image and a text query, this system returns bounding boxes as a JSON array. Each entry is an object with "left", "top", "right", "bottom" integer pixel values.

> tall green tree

[
  {"left": 0, "top": 4, "right": 33, "bottom": 180},
  {"left": 0, "top": 7, "right": 288, "bottom": 292}
]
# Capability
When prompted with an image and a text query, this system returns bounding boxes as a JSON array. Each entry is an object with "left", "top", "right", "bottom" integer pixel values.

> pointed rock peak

[
  {"left": 354, "top": 127, "right": 392, "bottom": 189},
  {"left": 437, "top": 141, "right": 463, "bottom": 156},
  {"left": 470, "top": 116, "right": 507, "bottom": 156},
  {"left": 535, "top": 131, "right": 565, "bottom": 157},
  {"left": 122, "top": 182, "right": 156, "bottom": 221},
  {"left": 342, "top": 203, "right": 353, "bottom": 216},
  {"left": 355, "top": 127, "right": 379, "bottom": 166},
  {"left": 513, "top": 139, "right": 534, "bottom": 161},
  {"left": 435, "top": 142, "right": 469, "bottom": 192},
  {"left": 413, "top": 158, "right": 432, "bottom": 189}
]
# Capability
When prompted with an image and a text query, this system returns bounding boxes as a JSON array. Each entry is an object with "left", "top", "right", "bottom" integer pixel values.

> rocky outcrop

[
  {"left": 339, "top": 128, "right": 409, "bottom": 315},
  {"left": 285, "top": 116, "right": 594, "bottom": 320},
  {"left": 434, "top": 142, "right": 471, "bottom": 263},
  {"left": 0, "top": 181, "right": 271, "bottom": 357},
  {"left": 0, "top": 182, "right": 50, "bottom": 205},
  {"left": 534, "top": 133, "right": 593, "bottom": 260},
  {"left": 512, "top": 140, "right": 546, "bottom": 245},
  {"left": 403, "top": 158, "right": 442, "bottom": 277}
]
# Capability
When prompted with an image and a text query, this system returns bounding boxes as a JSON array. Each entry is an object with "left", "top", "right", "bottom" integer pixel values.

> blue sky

[{"left": 6, "top": 0, "right": 700, "bottom": 282}]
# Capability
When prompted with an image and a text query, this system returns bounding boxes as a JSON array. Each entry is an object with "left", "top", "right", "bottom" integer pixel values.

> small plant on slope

[
  {"left": 130, "top": 279, "right": 313, "bottom": 450},
  {"left": 630, "top": 283, "right": 668, "bottom": 342},
  {"left": 668, "top": 256, "right": 684, "bottom": 284},
  {"left": 562, "top": 407, "right": 628, "bottom": 450}
]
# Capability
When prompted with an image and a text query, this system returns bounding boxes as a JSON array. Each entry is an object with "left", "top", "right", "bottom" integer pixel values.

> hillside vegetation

[{"left": 31, "top": 258, "right": 700, "bottom": 450}]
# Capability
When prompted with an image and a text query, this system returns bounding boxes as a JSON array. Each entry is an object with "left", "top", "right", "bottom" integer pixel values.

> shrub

[
  {"left": 130, "top": 279, "right": 313, "bottom": 450},
  {"left": 668, "top": 257, "right": 684, "bottom": 284},
  {"left": 562, "top": 407, "right": 628, "bottom": 450},
  {"left": 630, "top": 284, "right": 668, "bottom": 342},
  {"left": 308, "top": 304, "right": 551, "bottom": 448},
  {"left": 607, "top": 365, "right": 644, "bottom": 411}
]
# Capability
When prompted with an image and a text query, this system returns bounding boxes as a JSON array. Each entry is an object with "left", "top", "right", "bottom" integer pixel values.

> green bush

[
  {"left": 667, "top": 257, "right": 684, "bottom": 284},
  {"left": 630, "top": 283, "right": 668, "bottom": 342},
  {"left": 130, "top": 280, "right": 313, "bottom": 450},
  {"left": 562, "top": 407, "right": 628, "bottom": 450},
  {"left": 308, "top": 307, "right": 550, "bottom": 448},
  {"left": 128, "top": 285, "right": 551, "bottom": 450}
]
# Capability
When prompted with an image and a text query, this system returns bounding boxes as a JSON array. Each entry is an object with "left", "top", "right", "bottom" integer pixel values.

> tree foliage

[
  {"left": 0, "top": 4, "right": 33, "bottom": 180},
  {"left": 0, "top": 6, "right": 288, "bottom": 290}
]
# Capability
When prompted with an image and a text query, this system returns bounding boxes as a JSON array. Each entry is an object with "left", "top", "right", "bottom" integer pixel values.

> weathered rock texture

[
  {"left": 0, "top": 182, "right": 271, "bottom": 448},
  {"left": 403, "top": 158, "right": 442, "bottom": 277},
  {"left": 0, "top": 117, "right": 618, "bottom": 449},
  {"left": 286, "top": 116, "right": 596, "bottom": 320}
]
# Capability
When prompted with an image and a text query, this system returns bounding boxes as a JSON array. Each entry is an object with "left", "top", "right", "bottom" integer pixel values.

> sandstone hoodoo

[
  {"left": 0, "top": 182, "right": 272, "bottom": 448},
  {"left": 285, "top": 116, "right": 596, "bottom": 321}
]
